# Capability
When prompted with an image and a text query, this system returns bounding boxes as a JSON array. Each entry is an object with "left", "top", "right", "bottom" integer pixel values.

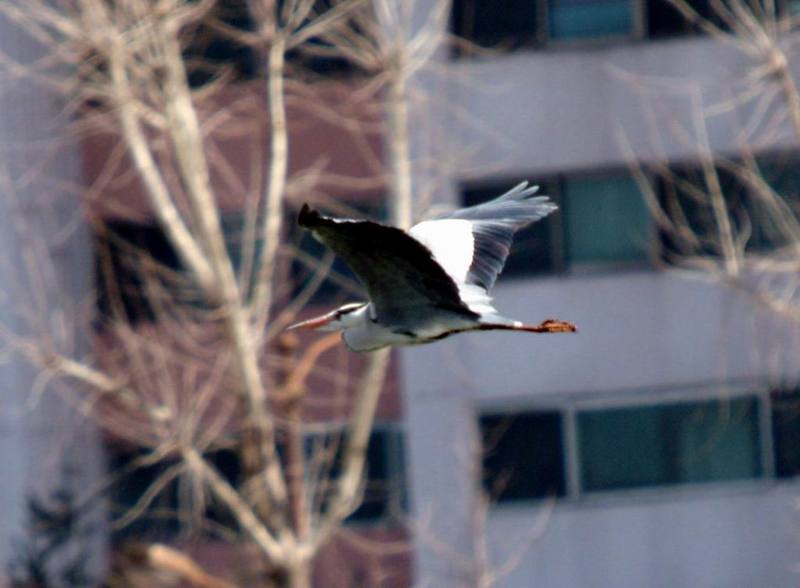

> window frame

[
  {"left": 450, "top": 0, "right": 546, "bottom": 56},
  {"left": 105, "top": 421, "right": 407, "bottom": 542},
  {"left": 450, "top": 0, "right": 645, "bottom": 58},
  {"left": 656, "top": 151, "right": 800, "bottom": 261},
  {"left": 575, "top": 390, "right": 765, "bottom": 495},
  {"left": 478, "top": 381, "right": 785, "bottom": 509},
  {"left": 93, "top": 212, "right": 270, "bottom": 325},
  {"left": 451, "top": 0, "right": 800, "bottom": 57}
]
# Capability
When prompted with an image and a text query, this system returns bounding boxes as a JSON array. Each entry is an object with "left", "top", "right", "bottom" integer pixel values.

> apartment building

[{"left": 401, "top": 1, "right": 800, "bottom": 586}]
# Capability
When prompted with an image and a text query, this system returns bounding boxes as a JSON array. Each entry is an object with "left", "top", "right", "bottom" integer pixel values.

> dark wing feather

[
  {"left": 432, "top": 182, "right": 556, "bottom": 291},
  {"left": 297, "top": 205, "right": 478, "bottom": 324}
]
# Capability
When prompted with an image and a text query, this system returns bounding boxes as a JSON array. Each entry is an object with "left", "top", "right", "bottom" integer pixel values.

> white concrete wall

[
  {"left": 485, "top": 481, "right": 800, "bottom": 588},
  {"left": 404, "top": 272, "right": 800, "bottom": 587},
  {"left": 406, "top": 272, "right": 800, "bottom": 399},
  {"left": 435, "top": 35, "right": 800, "bottom": 180}
]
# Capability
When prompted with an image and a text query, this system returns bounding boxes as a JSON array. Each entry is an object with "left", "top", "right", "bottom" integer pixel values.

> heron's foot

[{"left": 537, "top": 319, "right": 577, "bottom": 333}]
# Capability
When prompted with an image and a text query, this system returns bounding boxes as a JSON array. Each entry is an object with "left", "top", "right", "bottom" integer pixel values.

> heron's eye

[{"left": 336, "top": 304, "right": 362, "bottom": 318}]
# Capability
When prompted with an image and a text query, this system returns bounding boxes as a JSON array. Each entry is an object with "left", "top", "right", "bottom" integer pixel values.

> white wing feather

[
  {"left": 408, "top": 219, "right": 474, "bottom": 284},
  {"left": 408, "top": 219, "right": 499, "bottom": 316}
]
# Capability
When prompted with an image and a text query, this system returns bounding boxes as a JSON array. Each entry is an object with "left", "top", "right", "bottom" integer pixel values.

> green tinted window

[
  {"left": 578, "top": 397, "right": 761, "bottom": 492},
  {"left": 549, "top": 0, "right": 633, "bottom": 40},
  {"left": 565, "top": 173, "right": 650, "bottom": 264}
]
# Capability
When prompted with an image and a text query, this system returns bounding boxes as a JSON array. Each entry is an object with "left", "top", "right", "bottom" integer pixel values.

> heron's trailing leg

[{"left": 479, "top": 319, "right": 577, "bottom": 334}]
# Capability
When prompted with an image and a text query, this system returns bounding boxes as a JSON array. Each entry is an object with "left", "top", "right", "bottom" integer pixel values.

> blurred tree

[
  {"left": 0, "top": 0, "right": 450, "bottom": 586},
  {"left": 625, "top": 0, "right": 800, "bottom": 323}
]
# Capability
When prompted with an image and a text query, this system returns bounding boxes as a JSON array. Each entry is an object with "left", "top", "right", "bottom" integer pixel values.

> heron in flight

[{"left": 287, "top": 182, "right": 576, "bottom": 351}]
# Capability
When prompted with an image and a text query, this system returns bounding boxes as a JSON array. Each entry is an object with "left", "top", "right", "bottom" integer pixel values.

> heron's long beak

[{"left": 285, "top": 313, "right": 333, "bottom": 331}]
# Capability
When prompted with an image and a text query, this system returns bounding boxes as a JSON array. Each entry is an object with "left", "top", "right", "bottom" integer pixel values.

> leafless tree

[
  {"left": 0, "top": 0, "right": 452, "bottom": 586},
  {"left": 620, "top": 0, "right": 800, "bottom": 323}
]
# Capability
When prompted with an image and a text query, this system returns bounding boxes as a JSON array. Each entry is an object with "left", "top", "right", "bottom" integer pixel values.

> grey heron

[{"left": 287, "top": 182, "right": 576, "bottom": 351}]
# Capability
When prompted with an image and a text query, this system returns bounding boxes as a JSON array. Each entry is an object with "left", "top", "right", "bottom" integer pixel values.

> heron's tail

[{"left": 478, "top": 318, "right": 577, "bottom": 334}]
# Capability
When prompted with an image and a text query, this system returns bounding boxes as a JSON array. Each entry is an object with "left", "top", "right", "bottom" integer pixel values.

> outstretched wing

[
  {"left": 409, "top": 182, "right": 556, "bottom": 292},
  {"left": 297, "top": 205, "right": 478, "bottom": 325}
]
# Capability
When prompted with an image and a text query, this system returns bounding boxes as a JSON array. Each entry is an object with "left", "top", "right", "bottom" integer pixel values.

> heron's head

[{"left": 285, "top": 302, "right": 367, "bottom": 332}]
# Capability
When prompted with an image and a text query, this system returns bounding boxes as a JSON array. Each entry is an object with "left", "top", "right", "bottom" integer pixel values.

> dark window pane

[
  {"left": 219, "top": 215, "right": 265, "bottom": 300},
  {"left": 657, "top": 158, "right": 800, "bottom": 258},
  {"left": 451, "top": 0, "right": 540, "bottom": 51},
  {"left": 108, "top": 447, "right": 182, "bottom": 542},
  {"left": 564, "top": 173, "right": 650, "bottom": 264},
  {"left": 284, "top": 0, "right": 365, "bottom": 77},
  {"left": 184, "top": 0, "right": 259, "bottom": 87},
  {"left": 94, "top": 215, "right": 263, "bottom": 323},
  {"left": 109, "top": 446, "right": 243, "bottom": 542},
  {"left": 578, "top": 397, "right": 761, "bottom": 492},
  {"left": 648, "top": 0, "right": 698, "bottom": 37},
  {"left": 462, "top": 182, "right": 561, "bottom": 276},
  {"left": 648, "top": 0, "right": 709, "bottom": 37},
  {"left": 287, "top": 46, "right": 356, "bottom": 77},
  {"left": 657, "top": 163, "right": 754, "bottom": 260},
  {"left": 549, "top": 0, "right": 633, "bottom": 40},
  {"left": 350, "top": 429, "right": 391, "bottom": 521},
  {"left": 108, "top": 429, "right": 403, "bottom": 542},
  {"left": 657, "top": 165, "right": 714, "bottom": 260},
  {"left": 305, "top": 427, "right": 405, "bottom": 523},
  {"left": 204, "top": 449, "right": 243, "bottom": 529},
  {"left": 647, "top": 0, "right": 740, "bottom": 38},
  {"left": 771, "top": 388, "right": 800, "bottom": 478},
  {"left": 480, "top": 411, "right": 566, "bottom": 502},
  {"left": 760, "top": 154, "right": 800, "bottom": 208},
  {"left": 753, "top": 154, "right": 800, "bottom": 250},
  {"left": 94, "top": 222, "right": 180, "bottom": 324},
  {"left": 94, "top": 216, "right": 264, "bottom": 324},
  {"left": 184, "top": 0, "right": 367, "bottom": 85}
]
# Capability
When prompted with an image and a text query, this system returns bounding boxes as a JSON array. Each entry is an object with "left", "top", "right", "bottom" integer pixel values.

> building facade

[{"left": 402, "top": 1, "right": 800, "bottom": 586}]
